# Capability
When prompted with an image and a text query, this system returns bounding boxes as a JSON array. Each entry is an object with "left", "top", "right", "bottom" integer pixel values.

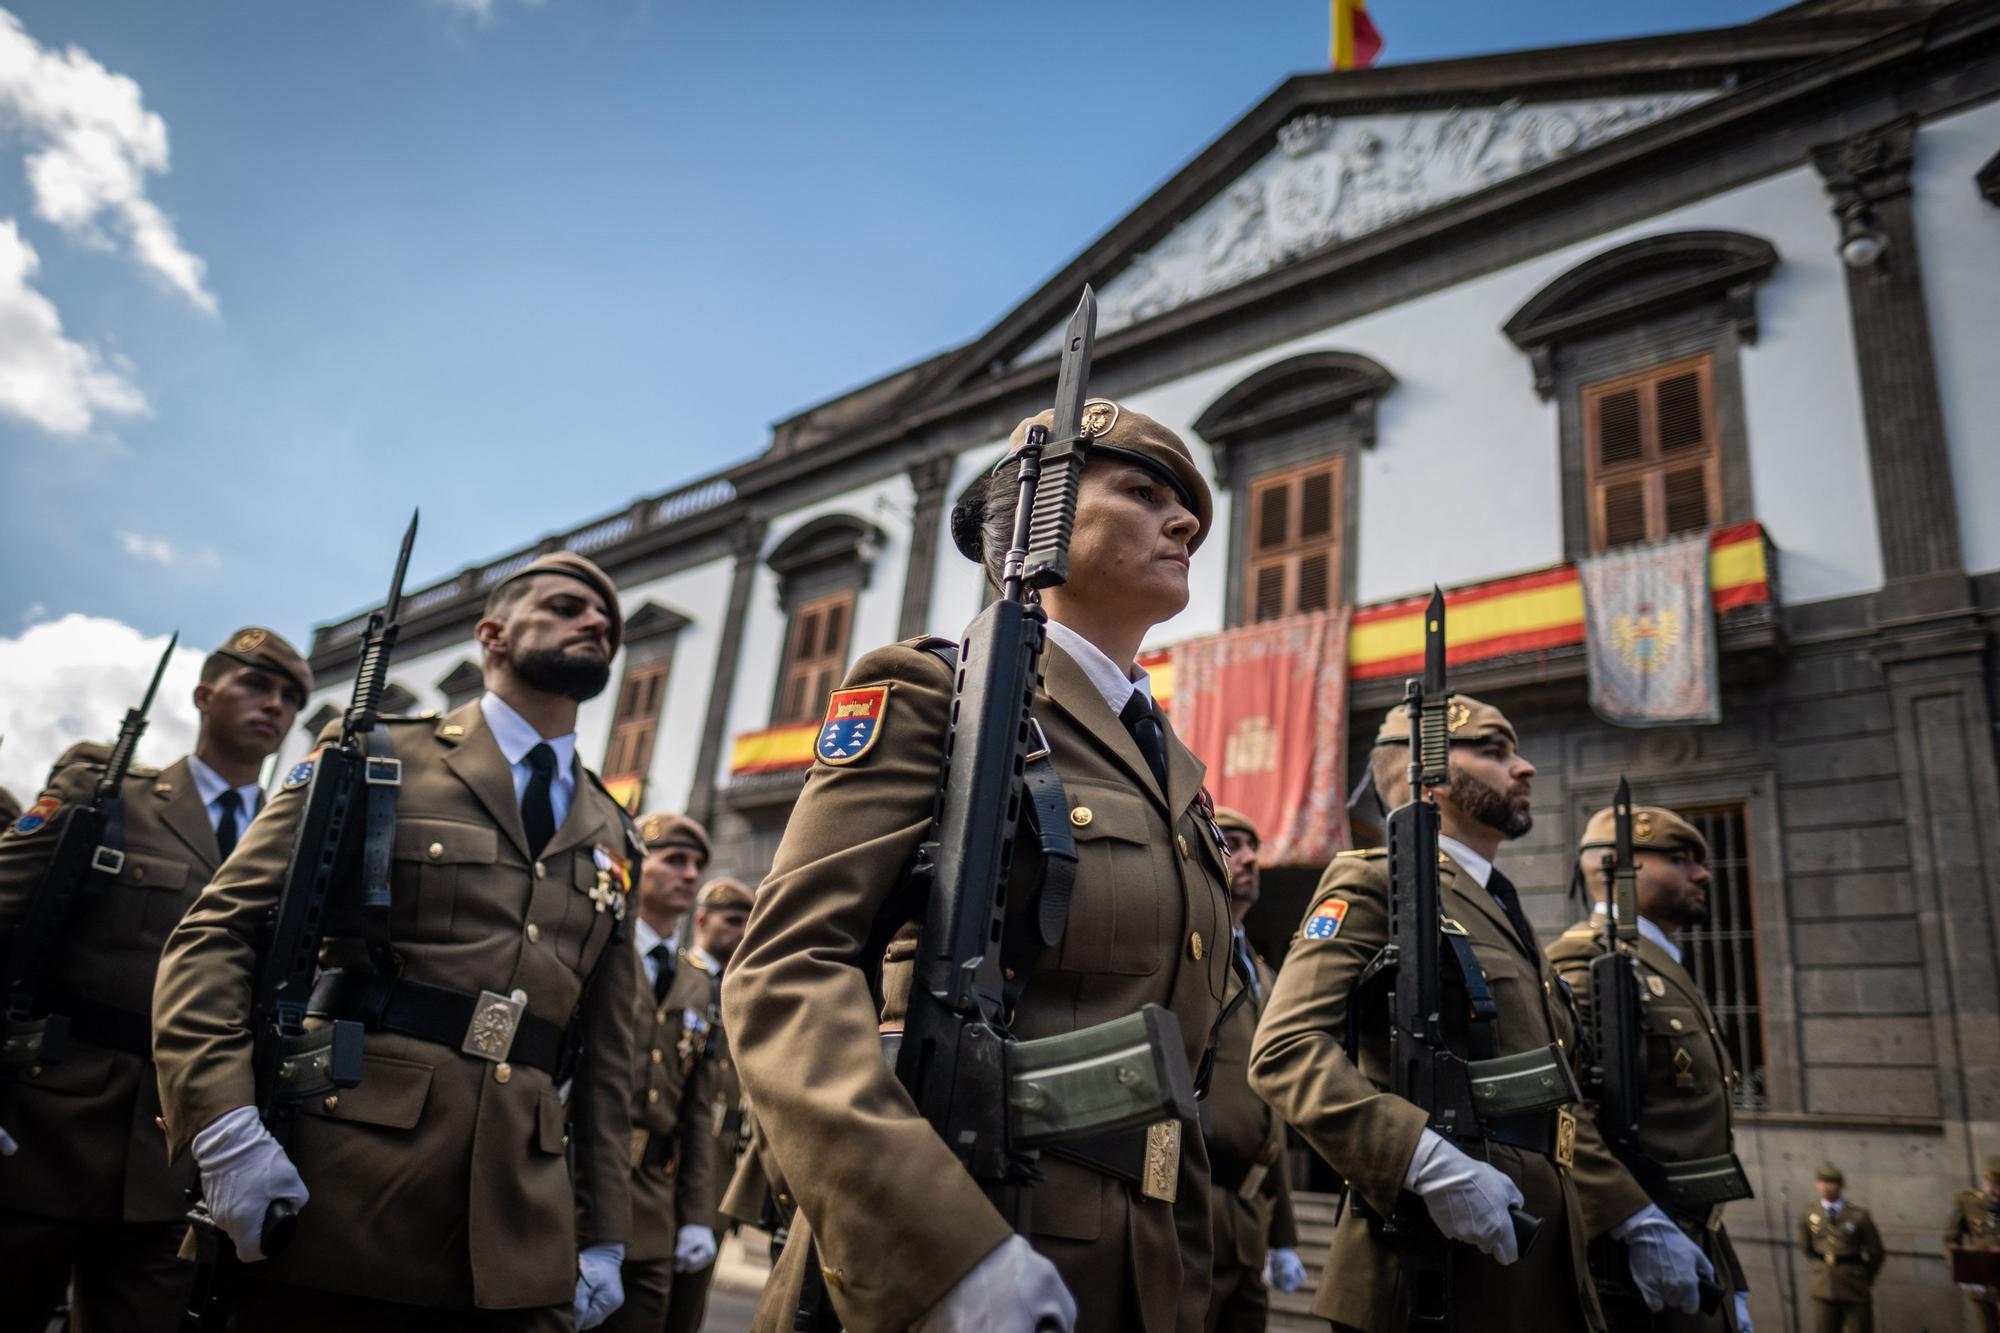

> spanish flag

[{"left": 1331, "top": 0, "right": 1383, "bottom": 69}]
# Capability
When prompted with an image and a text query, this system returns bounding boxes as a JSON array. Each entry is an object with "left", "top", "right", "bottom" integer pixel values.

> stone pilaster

[
  {"left": 897, "top": 453, "right": 956, "bottom": 640},
  {"left": 687, "top": 516, "right": 768, "bottom": 827}
]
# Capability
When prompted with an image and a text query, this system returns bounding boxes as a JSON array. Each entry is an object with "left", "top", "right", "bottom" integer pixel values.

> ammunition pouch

[
  {"left": 309, "top": 970, "right": 569, "bottom": 1078},
  {"left": 1625, "top": 1149, "right": 1755, "bottom": 1217}
]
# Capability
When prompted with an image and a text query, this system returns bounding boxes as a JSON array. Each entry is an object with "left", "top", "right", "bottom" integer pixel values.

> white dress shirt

[
  {"left": 1043, "top": 619, "right": 1152, "bottom": 716},
  {"left": 479, "top": 691, "right": 577, "bottom": 832},
  {"left": 1592, "top": 901, "right": 1684, "bottom": 965},
  {"left": 186, "top": 753, "right": 264, "bottom": 834},
  {"left": 1438, "top": 834, "right": 1494, "bottom": 890}
]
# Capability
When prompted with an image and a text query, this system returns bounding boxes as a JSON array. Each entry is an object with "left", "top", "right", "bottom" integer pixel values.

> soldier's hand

[
  {"left": 914, "top": 1234, "right": 1077, "bottom": 1333},
  {"left": 190, "top": 1106, "right": 309, "bottom": 1262},
  {"left": 573, "top": 1242, "right": 626, "bottom": 1330},
  {"left": 1404, "top": 1129, "right": 1525, "bottom": 1265},
  {"left": 1265, "top": 1246, "right": 1308, "bottom": 1293},
  {"left": 0, "top": 1123, "right": 16, "bottom": 1156},
  {"left": 1614, "top": 1203, "right": 1715, "bottom": 1313},
  {"left": 673, "top": 1224, "right": 717, "bottom": 1272}
]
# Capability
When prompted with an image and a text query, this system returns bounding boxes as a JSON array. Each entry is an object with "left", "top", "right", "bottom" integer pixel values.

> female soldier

[{"left": 724, "top": 400, "right": 1234, "bottom": 1333}]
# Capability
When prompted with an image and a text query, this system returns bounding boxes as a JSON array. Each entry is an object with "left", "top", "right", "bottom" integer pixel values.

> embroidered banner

[
  {"left": 1171, "top": 608, "right": 1351, "bottom": 866},
  {"left": 1579, "top": 533, "right": 1720, "bottom": 727}
]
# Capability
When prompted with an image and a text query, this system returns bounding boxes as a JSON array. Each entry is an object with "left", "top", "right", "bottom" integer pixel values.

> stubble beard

[{"left": 512, "top": 646, "right": 611, "bottom": 702}]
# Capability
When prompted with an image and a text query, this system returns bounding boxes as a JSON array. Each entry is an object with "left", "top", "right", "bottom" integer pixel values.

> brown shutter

[
  {"left": 1662, "top": 466, "right": 1711, "bottom": 535},
  {"left": 1655, "top": 370, "right": 1706, "bottom": 453},
  {"left": 1583, "top": 354, "right": 1721, "bottom": 552},
  {"left": 1241, "top": 458, "right": 1343, "bottom": 624},
  {"left": 1596, "top": 387, "right": 1644, "bottom": 467},
  {"left": 1601, "top": 481, "right": 1649, "bottom": 549}
]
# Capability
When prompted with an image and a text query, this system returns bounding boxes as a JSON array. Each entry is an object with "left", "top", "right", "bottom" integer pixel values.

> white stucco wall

[
  {"left": 614, "top": 558, "right": 732, "bottom": 811},
  {"left": 1914, "top": 98, "right": 2000, "bottom": 577}
]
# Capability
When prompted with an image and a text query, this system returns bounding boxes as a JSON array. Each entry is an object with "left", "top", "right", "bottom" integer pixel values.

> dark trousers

[
  {"left": 228, "top": 1279, "right": 570, "bottom": 1333},
  {"left": 600, "top": 1256, "right": 672, "bottom": 1333},
  {"left": 1205, "top": 1256, "right": 1270, "bottom": 1333},
  {"left": 662, "top": 1261, "right": 715, "bottom": 1333},
  {"left": 0, "top": 1209, "right": 193, "bottom": 1333},
  {"left": 1812, "top": 1298, "right": 1874, "bottom": 1333}
]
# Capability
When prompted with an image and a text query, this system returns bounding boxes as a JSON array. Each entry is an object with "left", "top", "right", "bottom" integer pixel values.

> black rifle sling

[
  {"left": 357, "top": 723, "right": 401, "bottom": 979},
  {"left": 1346, "top": 928, "right": 1499, "bottom": 1065},
  {"left": 96, "top": 791, "right": 126, "bottom": 880}
]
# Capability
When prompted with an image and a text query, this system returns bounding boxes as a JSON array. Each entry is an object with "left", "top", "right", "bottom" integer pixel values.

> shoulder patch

[
  {"left": 282, "top": 748, "right": 323, "bottom": 790},
  {"left": 5, "top": 794, "right": 61, "bottom": 838},
  {"left": 1304, "top": 898, "right": 1349, "bottom": 940},
  {"left": 815, "top": 685, "right": 889, "bottom": 766}
]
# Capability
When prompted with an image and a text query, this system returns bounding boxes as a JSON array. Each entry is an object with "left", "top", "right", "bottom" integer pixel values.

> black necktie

[
  {"left": 1118, "top": 692, "right": 1169, "bottom": 794},
  {"left": 1484, "top": 867, "right": 1540, "bottom": 959},
  {"left": 523, "top": 742, "right": 557, "bottom": 859},
  {"left": 649, "top": 942, "right": 674, "bottom": 1005},
  {"left": 1235, "top": 931, "right": 1262, "bottom": 1004},
  {"left": 215, "top": 789, "right": 243, "bottom": 860}
]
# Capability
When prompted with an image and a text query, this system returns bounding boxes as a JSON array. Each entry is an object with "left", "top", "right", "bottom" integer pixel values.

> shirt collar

[
  {"left": 480, "top": 691, "right": 577, "bottom": 775},
  {"left": 187, "top": 753, "right": 261, "bottom": 812},
  {"left": 1044, "top": 619, "right": 1151, "bottom": 717},
  {"left": 633, "top": 915, "right": 669, "bottom": 956},
  {"left": 1591, "top": 902, "right": 1683, "bottom": 965},
  {"left": 688, "top": 944, "right": 721, "bottom": 974},
  {"left": 1437, "top": 834, "right": 1493, "bottom": 890}
]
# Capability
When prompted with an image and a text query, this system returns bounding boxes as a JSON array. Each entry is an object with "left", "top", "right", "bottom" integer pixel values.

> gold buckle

[
  {"left": 1554, "top": 1108, "right": 1577, "bottom": 1168},
  {"left": 1141, "top": 1120, "right": 1181, "bottom": 1203},
  {"left": 462, "top": 989, "right": 527, "bottom": 1063}
]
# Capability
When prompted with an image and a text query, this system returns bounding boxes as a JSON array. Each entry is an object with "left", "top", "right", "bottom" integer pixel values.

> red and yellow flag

[{"left": 1331, "top": 0, "right": 1383, "bottom": 70}]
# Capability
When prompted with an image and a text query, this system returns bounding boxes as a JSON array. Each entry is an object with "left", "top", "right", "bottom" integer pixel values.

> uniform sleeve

[
  {"left": 0, "top": 758, "right": 100, "bottom": 946},
  {"left": 572, "top": 905, "right": 639, "bottom": 1249},
  {"left": 721, "top": 644, "right": 1012, "bottom": 1331},
  {"left": 1247, "top": 858, "right": 1429, "bottom": 1218},
  {"left": 674, "top": 1030, "right": 725, "bottom": 1232},
  {"left": 152, "top": 727, "right": 334, "bottom": 1159}
]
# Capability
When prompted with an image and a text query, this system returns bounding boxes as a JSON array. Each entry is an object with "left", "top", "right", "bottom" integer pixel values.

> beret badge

[
  {"left": 1079, "top": 399, "right": 1120, "bottom": 439},
  {"left": 233, "top": 628, "right": 268, "bottom": 653}
]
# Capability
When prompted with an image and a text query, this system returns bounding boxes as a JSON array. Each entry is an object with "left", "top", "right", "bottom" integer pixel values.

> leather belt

[
  {"left": 309, "top": 971, "right": 566, "bottom": 1077},
  {"left": 44, "top": 992, "right": 152, "bottom": 1059},
  {"left": 1208, "top": 1151, "right": 1259, "bottom": 1195},
  {"left": 1479, "top": 1110, "right": 1556, "bottom": 1157}
]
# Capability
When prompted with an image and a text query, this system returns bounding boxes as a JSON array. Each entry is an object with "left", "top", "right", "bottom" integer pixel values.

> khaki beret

[
  {"left": 1816, "top": 1163, "right": 1844, "bottom": 1184},
  {"left": 495, "top": 552, "right": 623, "bottom": 653},
  {"left": 697, "top": 876, "right": 754, "bottom": 912},
  {"left": 1984, "top": 1156, "right": 2000, "bottom": 1182},
  {"left": 637, "top": 811, "right": 710, "bottom": 861},
  {"left": 1579, "top": 804, "right": 1710, "bottom": 863},
  {"left": 1211, "top": 806, "right": 1259, "bottom": 844},
  {"left": 1005, "top": 400, "right": 1213, "bottom": 554},
  {"left": 211, "top": 626, "right": 313, "bottom": 699},
  {"left": 1375, "top": 693, "right": 1517, "bottom": 748}
]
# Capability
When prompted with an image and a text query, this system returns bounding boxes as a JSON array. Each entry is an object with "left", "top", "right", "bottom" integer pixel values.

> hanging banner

[
  {"left": 1171, "top": 608, "right": 1351, "bottom": 866},
  {"left": 1579, "top": 533, "right": 1720, "bottom": 727}
]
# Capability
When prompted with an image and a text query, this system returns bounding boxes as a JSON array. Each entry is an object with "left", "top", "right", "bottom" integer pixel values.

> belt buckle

[
  {"left": 462, "top": 989, "right": 527, "bottom": 1063},
  {"left": 1141, "top": 1120, "right": 1181, "bottom": 1203},
  {"left": 1554, "top": 1108, "right": 1577, "bottom": 1168}
]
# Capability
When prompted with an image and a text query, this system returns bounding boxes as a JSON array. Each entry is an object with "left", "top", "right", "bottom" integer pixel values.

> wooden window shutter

[
  {"left": 603, "top": 657, "right": 671, "bottom": 787},
  {"left": 1242, "top": 457, "right": 1343, "bottom": 624},
  {"left": 776, "top": 590, "right": 858, "bottom": 725},
  {"left": 1581, "top": 353, "right": 1721, "bottom": 552}
]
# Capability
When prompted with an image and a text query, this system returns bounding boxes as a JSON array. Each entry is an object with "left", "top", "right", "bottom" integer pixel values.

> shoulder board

[
  {"left": 54, "top": 740, "right": 113, "bottom": 769},
  {"left": 372, "top": 711, "right": 443, "bottom": 724},
  {"left": 903, "top": 634, "right": 957, "bottom": 652},
  {"left": 1337, "top": 847, "right": 1387, "bottom": 860}
]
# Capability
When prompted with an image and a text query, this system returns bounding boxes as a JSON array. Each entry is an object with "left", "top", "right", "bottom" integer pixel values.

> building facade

[{"left": 293, "top": 2, "right": 2000, "bottom": 1325}]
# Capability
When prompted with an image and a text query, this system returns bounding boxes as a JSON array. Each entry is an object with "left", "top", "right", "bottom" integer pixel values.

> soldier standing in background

[
  {"left": 1203, "top": 805, "right": 1304, "bottom": 1332},
  {"left": 1799, "top": 1165, "right": 1883, "bottom": 1333},
  {"left": 0, "top": 626, "right": 308, "bottom": 1333},
  {"left": 606, "top": 812, "right": 725, "bottom": 1333},
  {"left": 664, "top": 875, "right": 755, "bottom": 1333},
  {"left": 153, "top": 553, "right": 641, "bottom": 1331},
  {"left": 1547, "top": 804, "right": 1753, "bottom": 1332},
  {"left": 1945, "top": 1158, "right": 2000, "bottom": 1333}
]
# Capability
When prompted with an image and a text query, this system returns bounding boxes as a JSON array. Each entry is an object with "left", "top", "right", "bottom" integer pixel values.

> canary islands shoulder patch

[
  {"left": 816, "top": 686, "right": 889, "bottom": 766},
  {"left": 1305, "top": 898, "right": 1349, "bottom": 941},
  {"left": 6, "top": 795, "right": 61, "bottom": 838},
  {"left": 282, "top": 748, "right": 324, "bottom": 791}
]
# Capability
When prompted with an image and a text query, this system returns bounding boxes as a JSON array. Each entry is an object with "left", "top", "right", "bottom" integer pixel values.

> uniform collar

[
  {"left": 480, "top": 691, "right": 576, "bottom": 775},
  {"left": 633, "top": 915, "right": 673, "bottom": 956},
  {"left": 1043, "top": 619, "right": 1151, "bottom": 717},
  {"left": 186, "top": 752, "right": 263, "bottom": 818},
  {"left": 688, "top": 944, "right": 721, "bottom": 974},
  {"left": 1438, "top": 834, "right": 1493, "bottom": 889},
  {"left": 1592, "top": 902, "right": 1683, "bottom": 965}
]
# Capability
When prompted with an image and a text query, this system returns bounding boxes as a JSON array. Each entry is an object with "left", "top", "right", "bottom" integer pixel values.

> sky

[{"left": 0, "top": 0, "right": 1775, "bottom": 795}]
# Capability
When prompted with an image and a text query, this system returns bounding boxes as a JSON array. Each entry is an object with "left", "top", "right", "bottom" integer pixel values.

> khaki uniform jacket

[
  {"left": 718, "top": 1105, "right": 791, "bottom": 1230},
  {"left": 625, "top": 946, "right": 724, "bottom": 1260},
  {"left": 1206, "top": 946, "right": 1299, "bottom": 1277},
  {"left": 1248, "top": 849, "right": 1651, "bottom": 1332},
  {"left": 1945, "top": 1189, "right": 2000, "bottom": 1304},
  {"left": 725, "top": 639, "right": 1232, "bottom": 1333},
  {"left": 1548, "top": 922, "right": 1749, "bottom": 1329},
  {"left": 1800, "top": 1202, "right": 1882, "bottom": 1303},
  {"left": 152, "top": 703, "right": 639, "bottom": 1310},
  {"left": 0, "top": 749, "right": 213, "bottom": 1223}
]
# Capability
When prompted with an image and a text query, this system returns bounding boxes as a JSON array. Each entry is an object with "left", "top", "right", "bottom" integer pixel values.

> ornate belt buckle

[
  {"left": 462, "top": 989, "right": 526, "bottom": 1063},
  {"left": 1141, "top": 1120, "right": 1181, "bottom": 1203},
  {"left": 1554, "top": 1108, "right": 1577, "bottom": 1168}
]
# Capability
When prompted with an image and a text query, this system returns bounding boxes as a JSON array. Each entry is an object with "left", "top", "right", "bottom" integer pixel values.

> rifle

[
  {"left": 184, "top": 512, "right": 418, "bottom": 1333},
  {"left": 1378, "top": 590, "right": 1553, "bottom": 1329},
  {"left": 3, "top": 633, "right": 178, "bottom": 1067}
]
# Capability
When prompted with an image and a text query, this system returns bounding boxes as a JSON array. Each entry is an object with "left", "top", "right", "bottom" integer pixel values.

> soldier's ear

[
  {"left": 192, "top": 680, "right": 215, "bottom": 716},
  {"left": 473, "top": 616, "right": 506, "bottom": 656}
]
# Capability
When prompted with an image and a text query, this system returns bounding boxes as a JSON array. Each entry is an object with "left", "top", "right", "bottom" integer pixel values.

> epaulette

[
  {"left": 51, "top": 740, "right": 161, "bottom": 782},
  {"left": 379, "top": 712, "right": 442, "bottom": 723},
  {"left": 902, "top": 634, "right": 957, "bottom": 651},
  {"left": 1336, "top": 847, "right": 1387, "bottom": 859}
]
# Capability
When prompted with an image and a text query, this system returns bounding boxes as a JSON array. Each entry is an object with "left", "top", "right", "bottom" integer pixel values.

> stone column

[
  {"left": 897, "top": 453, "right": 956, "bottom": 641},
  {"left": 687, "top": 515, "right": 768, "bottom": 827}
]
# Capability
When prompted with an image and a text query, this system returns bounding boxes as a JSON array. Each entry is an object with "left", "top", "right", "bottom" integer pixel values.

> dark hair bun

[{"left": 949, "top": 492, "right": 987, "bottom": 563}]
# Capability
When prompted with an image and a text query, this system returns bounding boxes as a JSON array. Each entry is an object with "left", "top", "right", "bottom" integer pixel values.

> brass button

[
  {"left": 29, "top": 1065, "right": 41, "bottom": 1078},
  {"left": 534, "top": 860, "right": 547, "bottom": 879},
  {"left": 821, "top": 1266, "right": 845, "bottom": 1290},
  {"left": 651, "top": 1048, "right": 664, "bottom": 1065},
  {"left": 132, "top": 865, "right": 147, "bottom": 882},
  {"left": 525, "top": 923, "right": 541, "bottom": 943},
  {"left": 1069, "top": 806, "right": 1093, "bottom": 828},
  {"left": 1557, "top": 1037, "right": 1566, "bottom": 1050},
  {"left": 1177, "top": 834, "right": 1190, "bottom": 859},
  {"left": 1670, "top": 1018, "right": 1684, "bottom": 1032},
  {"left": 323, "top": 1094, "right": 340, "bottom": 1112},
  {"left": 648, "top": 1088, "right": 661, "bottom": 1104},
  {"left": 1189, "top": 932, "right": 1204, "bottom": 961},
  {"left": 428, "top": 842, "right": 444, "bottom": 860},
  {"left": 1543, "top": 980, "right": 1551, "bottom": 995},
  {"left": 563, "top": 1133, "right": 571, "bottom": 1149},
  {"left": 777, "top": 1191, "right": 794, "bottom": 1208},
  {"left": 155, "top": 1115, "right": 168, "bottom": 1132},
  {"left": 494, "top": 1062, "right": 512, "bottom": 1084}
]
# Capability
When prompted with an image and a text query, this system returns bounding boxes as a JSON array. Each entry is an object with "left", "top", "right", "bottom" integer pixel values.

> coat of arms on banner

[{"left": 1579, "top": 534, "right": 1719, "bottom": 727}]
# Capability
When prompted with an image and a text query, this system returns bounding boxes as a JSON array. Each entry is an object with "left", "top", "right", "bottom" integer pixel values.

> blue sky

[{"left": 0, "top": 0, "right": 1773, "bottom": 660}]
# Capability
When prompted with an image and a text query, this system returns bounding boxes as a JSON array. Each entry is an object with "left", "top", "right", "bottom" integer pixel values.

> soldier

[
  {"left": 1944, "top": 1157, "right": 2000, "bottom": 1333},
  {"left": 1547, "top": 804, "right": 1753, "bottom": 1332},
  {"left": 663, "top": 874, "right": 756, "bottom": 1333},
  {"left": 0, "top": 626, "right": 309, "bottom": 1333},
  {"left": 1249, "top": 697, "right": 1713, "bottom": 1333},
  {"left": 152, "top": 552, "right": 642, "bottom": 1331},
  {"left": 606, "top": 812, "right": 724, "bottom": 1333},
  {"left": 1798, "top": 1165, "right": 1882, "bottom": 1333},
  {"left": 725, "top": 401, "right": 1232, "bottom": 1332},
  {"left": 1204, "top": 805, "right": 1304, "bottom": 1332}
]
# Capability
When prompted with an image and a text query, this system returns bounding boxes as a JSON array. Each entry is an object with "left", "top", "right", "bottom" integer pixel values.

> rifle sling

[
  {"left": 1347, "top": 931, "right": 1499, "bottom": 1065},
  {"left": 357, "top": 724, "right": 401, "bottom": 976},
  {"left": 97, "top": 794, "right": 126, "bottom": 876}
]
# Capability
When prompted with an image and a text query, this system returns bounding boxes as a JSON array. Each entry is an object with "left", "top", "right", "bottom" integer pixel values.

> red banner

[{"left": 1172, "top": 608, "right": 1351, "bottom": 866}]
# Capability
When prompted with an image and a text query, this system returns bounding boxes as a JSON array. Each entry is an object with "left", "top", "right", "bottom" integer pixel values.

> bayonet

[
  {"left": 341, "top": 510, "right": 418, "bottom": 746},
  {"left": 1022, "top": 287, "right": 1097, "bottom": 590}
]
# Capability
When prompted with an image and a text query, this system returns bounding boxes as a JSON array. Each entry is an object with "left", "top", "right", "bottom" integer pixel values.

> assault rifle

[
  {"left": 184, "top": 512, "right": 418, "bottom": 1333},
  {"left": 3, "top": 633, "right": 177, "bottom": 1067},
  {"left": 1378, "top": 591, "right": 1553, "bottom": 1329}
]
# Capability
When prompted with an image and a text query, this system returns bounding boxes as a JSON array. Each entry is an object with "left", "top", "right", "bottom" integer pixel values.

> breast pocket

[
  {"left": 1465, "top": 941, "right": 1547, "bottom": 1047},
  {"left": 391, "top": 819, "right": 499, "bottom": 939},
  {"left": 1060, "top": 783, "right": 1163, "bottom": 977},
  {"left": 1641, "top": 1001, "right": 1703, "bottom": 1093},
  {"left": 101, "top": 851, "right": 194, "bottom": 942}
]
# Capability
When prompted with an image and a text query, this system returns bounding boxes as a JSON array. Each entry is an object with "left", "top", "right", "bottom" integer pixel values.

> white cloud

[
  {"left": 0, "top": 613, "right": 205, "bottom": 802},
  {"left": 0, "top": 218, "right": 146, "bottom": 434},
  {"left": 118, "top": 528, "right": 218, "bottom": 570},
  {"left": 0, "top": 8, "right": 216, "bottom": 312},
  {"left": 434, "top": 0, "right": 547, "bottom": 24}
]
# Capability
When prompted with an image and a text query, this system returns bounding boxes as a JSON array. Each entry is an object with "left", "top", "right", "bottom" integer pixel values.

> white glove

[
  {"left": 1613, "top": 1203, "right": 1715, "bottom": 1314},
  {"left": 0, "top": 1124, "right": 16, "bottom": 1155},
  {"left": 190, "top": 1105, "right": 309, "bottom": 1263},
  {"left": 573, "top": 1242, "right": 626, "bottom": 1331},
  {"left": 674, "top": 1223, "right": 718, "bottom": 1273},
  {"left": 1734, "top": 1290, "right": 1754, "bottom": 1331},
  {"left": 1403, "top": 1129, "right": 1524, "bottom": 1265},
  {"left": 913, "top": 1234, "right": 1076, "bottom": 1333},
  {"left": 1959, "top": 1283, "right": 1990, "bottom": 1298},
  {"left": 1265, "top": 1246, "right": 1307, "bottom": 1293}
]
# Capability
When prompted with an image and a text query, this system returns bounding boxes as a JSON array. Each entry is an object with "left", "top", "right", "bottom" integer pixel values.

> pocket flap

[
  {"left": 120, "top": 852, "right": 189, "bottom": 891},
  {"left": 393, "top": 820, "right": 499, "bottom": 866},
  {"left": 306, "top": 1052, "right": 432, "bottom": 1130},
  {"left": 1642, "top": 1002, "right": 1703, "bottom": 1037},
  {"left": 4, "top": 1045, "right": 116, "bottom": 1096},
  {"left": 1067, "top": 786, "right": 1152, "bottom": 845}
]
